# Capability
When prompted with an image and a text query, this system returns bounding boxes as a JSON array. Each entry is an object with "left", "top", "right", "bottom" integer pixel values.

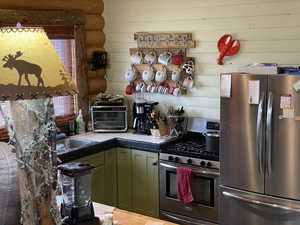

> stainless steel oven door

[{"left": 159, "top": 160, "right": 219, "bottom": 224}]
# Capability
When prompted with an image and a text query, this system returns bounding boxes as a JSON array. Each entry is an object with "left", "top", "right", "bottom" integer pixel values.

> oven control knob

[
  {"left": 187, "top": 159, "right": 192, "bottom": 164},
  {"left": 168, "top": 156, "right": 174, "bottom": 161},
  {"left": 175, "top": 157, "right": 180, "bottom": 162},
  {"left": 207, "top": 162, "right": 212, "bottom": 168},
  {"left": 200, "top": 161, "right": 206, "bottom": 167}
]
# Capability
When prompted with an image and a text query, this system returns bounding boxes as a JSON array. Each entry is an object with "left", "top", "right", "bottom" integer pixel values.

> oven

[
  {"left": 159, "top": 160, "right": 219, "bottom": 225},
  {"left": 91, "top": 106, "right": 128, "bottom": 132}
]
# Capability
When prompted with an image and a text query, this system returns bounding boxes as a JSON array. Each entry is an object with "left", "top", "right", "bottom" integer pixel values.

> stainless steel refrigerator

[{"left": 220, "top": 73, "right": 300, "bottom": 225}]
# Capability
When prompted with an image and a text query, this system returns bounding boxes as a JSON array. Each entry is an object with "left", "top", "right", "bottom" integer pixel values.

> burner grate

[{"left": 162, "top": 137, "right": 219, "bottom": 161}]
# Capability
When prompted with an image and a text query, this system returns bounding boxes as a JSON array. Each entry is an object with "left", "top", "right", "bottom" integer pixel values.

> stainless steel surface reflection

[
  {"left": 265, "top": 75, "right": 300, "bottom": 200},
  {"left": 220, "top": 74, "right": 267, "bottom": 193},
  {"left": 57, "top": 138, "right": 97, "bottom": 152},
  {"left": 220, "top": 73, "right": 300, "bottom": 225}
]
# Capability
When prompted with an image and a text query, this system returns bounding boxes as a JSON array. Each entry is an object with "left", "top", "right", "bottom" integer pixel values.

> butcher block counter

[{"left": 92, "top": 202, "right": 178, "bottom": 225}]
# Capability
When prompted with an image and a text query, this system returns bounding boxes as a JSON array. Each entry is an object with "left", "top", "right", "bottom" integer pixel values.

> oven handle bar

[
  {"left": 160, "top": 211, "right": 210, "bottom": 225},
  {"left": 160, "top": 162, "right": 220, "bottom": 176},
  {"left": 222, "top": 191, "right": 300, "bottom": 213}
]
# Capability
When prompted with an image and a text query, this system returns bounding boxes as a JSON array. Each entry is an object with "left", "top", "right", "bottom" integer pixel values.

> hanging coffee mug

[
  {"left": 172, "top": 55, "right": 183, "bottom": 65},
  {"left": 171, "top": 68, "right": 181, "bottom": 81},
  {"left": 182, "top": 76, "right": 194, "bottom": 89},
  {"left": 158, "top": 52, "right": 172, "bottom": 65},
  {"left": 147, "top": 85, "right": 152, "bottom": 92},
  {"left": 173, "top": 87, "right": 182, "bottom": 97},
  {"left": 130, "top": 51, "right": 143, "bottom": 64},
  {"left": 144, "top": 51, "right": 157, "bottom": 64},
  {"left": 142, "top": 66, "right": 154, "bottom": 82},
  {"left": 182, "top": 60, "right": 195, "bottom": 75},
  {"left": 125, "top": 83, "right": 134, "bottom": 95},
  {"left": 155, "top": 66, "right": 167, "bottom": 83},
  {"left": 124, "top": 65, "right": 137, "bottom": 82},
  {"left": 140, "top": 83, "right": 147, "bottom": 93}
]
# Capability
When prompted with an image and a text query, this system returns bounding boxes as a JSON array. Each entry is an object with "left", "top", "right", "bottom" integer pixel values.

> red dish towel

[{"left": 176, "top": 167, "right": 194, "bottom": 204}]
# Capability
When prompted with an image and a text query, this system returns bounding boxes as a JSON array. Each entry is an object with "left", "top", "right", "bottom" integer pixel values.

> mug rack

[
  {"left": 124, "top": 32, "right": 196, "bottom": 97},
  {"left": 134, "top": 32, "right": 196, "bottom": 49}
]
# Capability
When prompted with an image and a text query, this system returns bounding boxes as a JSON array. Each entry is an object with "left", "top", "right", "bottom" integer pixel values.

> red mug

[
  {"left": 125, "top": 84, "right": 134, "bottom": 95},
  {"left": 172, "top": 55, "right": 182, "bottom": 65}
]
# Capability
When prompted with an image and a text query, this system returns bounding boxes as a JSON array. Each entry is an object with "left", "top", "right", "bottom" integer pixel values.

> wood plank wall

[
  {"left": 0, "top": 0, "right": 106, "bottom": 97},
  {"left": 103, "top": 0, "right": 300, "bottom": 120}
]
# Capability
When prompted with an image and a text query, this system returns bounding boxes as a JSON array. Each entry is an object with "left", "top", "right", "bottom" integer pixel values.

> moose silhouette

[{"left": 2, "top": 51, "right": 44, "bottom": 87}]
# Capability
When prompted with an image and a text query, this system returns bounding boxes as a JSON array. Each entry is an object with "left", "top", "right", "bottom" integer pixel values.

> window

[{"left": 51, "top": 39, "right": 76, "bottom": 120}]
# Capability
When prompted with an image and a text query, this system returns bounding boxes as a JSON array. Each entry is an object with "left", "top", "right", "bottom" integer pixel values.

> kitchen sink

[{"left": 57, "top": 137, "right": 97, "bottom": 152}]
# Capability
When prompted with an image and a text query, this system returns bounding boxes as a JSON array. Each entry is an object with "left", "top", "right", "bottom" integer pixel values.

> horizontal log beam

[{"left": 0, "top": 9, "right": 85, "bottom": 26}]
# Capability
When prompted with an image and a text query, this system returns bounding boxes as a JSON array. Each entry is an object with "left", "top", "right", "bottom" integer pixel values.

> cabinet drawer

[{"left": 75, "top": 152, "right": 105, "bottom": 167}]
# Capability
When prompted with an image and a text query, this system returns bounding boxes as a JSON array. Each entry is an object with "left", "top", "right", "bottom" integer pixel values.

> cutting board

[{"left": 93, "top": 202, "right": 178, "bottom": 225}]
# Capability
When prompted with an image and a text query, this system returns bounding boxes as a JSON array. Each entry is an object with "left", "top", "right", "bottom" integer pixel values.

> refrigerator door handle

[
  {"left": 222, "top": 191, "right": 300, "bottom": 213},
  {"left": 256, "top": 92, "right": 265, "bottom": 174},
  {"left": 266, "top": 92, "right": 273, "bottom": 176}
]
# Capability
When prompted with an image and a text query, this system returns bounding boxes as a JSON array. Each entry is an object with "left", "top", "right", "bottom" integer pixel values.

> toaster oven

[{"left": 91, "top": 106, "right": 128, "bottom": 132}]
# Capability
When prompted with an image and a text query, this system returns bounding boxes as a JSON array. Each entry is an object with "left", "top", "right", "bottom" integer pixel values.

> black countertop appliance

[{"left": 132, "top": 100, "right": 158, "bottom": 135}]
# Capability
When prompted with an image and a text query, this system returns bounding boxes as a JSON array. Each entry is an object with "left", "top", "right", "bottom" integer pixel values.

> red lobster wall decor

[{"left": 217, "top": 34, "right": 240, "bottom": 65}]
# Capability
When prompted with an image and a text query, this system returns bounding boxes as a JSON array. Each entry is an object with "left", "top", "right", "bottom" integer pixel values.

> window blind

[{"left": 51, "top": 39, "right": 76, "bottom": 118}]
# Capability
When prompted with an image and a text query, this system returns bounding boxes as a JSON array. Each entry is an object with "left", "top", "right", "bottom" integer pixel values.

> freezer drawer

[{"left": 219, "top": 185, "right": 300, "bottom": 225}]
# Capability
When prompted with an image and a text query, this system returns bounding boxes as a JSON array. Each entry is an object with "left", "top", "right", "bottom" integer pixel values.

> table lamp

[{"left": 0, "top": 24, "right": 78, "bottom": 225}]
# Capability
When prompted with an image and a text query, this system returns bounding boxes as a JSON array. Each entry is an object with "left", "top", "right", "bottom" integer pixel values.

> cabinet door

[
  {"left": 117, "top": 148, "right": 132, "bottom": 210},
  {"left": 103, "top": 149, "right": 117, "bottom": 206},
  {"left": 132, "top": 150, "right": 159, "bottom": 217},
  {"left": 91, "top": 165, "right": 105, "bottom": 203}
]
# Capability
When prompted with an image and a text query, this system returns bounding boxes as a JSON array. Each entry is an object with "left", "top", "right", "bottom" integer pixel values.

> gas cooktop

[{"left": 161, "top": 132, "right": 219, "bottom": 161}]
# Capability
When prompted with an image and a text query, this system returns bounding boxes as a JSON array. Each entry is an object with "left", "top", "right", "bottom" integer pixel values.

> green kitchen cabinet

[
  {"left": 117, "top": 148, "right": 133, "bottom": 211},
  {"left": 73, "top": 149, "right": 117, "bottom": 206},
  {"left": 72, "top": 147, "right": 159, "bottom": 217},
  {"left": 117, "top": 148, "right": 159, "bottom": 217},
  {"left": 91, "top": 164, "right": 105, "bottom": 203},
  {"left": 103, "top": 148, "right": 118, "bottom": 206},
  {"left": 132, "top": 150, "right": 159, "bottom": 217}
]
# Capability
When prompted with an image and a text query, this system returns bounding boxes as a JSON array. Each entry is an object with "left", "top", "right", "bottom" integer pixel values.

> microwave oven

[{"left": 91, "top": 106, "right": 128, "bottom": 132}]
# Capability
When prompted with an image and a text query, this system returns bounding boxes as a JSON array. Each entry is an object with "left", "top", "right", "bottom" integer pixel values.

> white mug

[
  {"left": 130, "top": 51, "right": 143, "bottom": 64},
  {"left": 158, "top": 52, "right": 172, "bottom": 65},
  {"left": 155, "top": 67, "right": 167, "bottom": 83},
  {"left": 171, "top": 68, "right": 181, "bottom": 81},
  {"left": 144, "top": 51, "right": 157, "bottom": 64},
  {"left": 142, "top": 66, "right": 154, "bottom": 81},
  {"left": 135, "top": 83, "right": 142, "bottom": 92},
  {"left": 173, "top": 87, "right": 182, "bottom": 97},
  {"left": 182, "top": 76, "right": 194, "bottom": 89},
  {"left": 124, "top": 65, "right": 137, "bottom": 82},
  {"left": 140, "top": 83, "right": 147, "bottom": 93}
]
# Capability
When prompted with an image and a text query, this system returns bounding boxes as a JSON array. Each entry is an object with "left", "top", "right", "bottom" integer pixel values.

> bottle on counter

[{"left": 76, "top": 109, "right": 86, "bottom": 134}]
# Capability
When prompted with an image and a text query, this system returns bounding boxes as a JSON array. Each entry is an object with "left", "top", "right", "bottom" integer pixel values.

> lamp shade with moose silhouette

[{"left": 0, "top": 26, "right": 77, "bottom": 100}]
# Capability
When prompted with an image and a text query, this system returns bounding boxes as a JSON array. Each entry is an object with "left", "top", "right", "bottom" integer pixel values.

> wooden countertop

[{"left": 93, "top": 202, "right": 178, "bottom": 225}]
